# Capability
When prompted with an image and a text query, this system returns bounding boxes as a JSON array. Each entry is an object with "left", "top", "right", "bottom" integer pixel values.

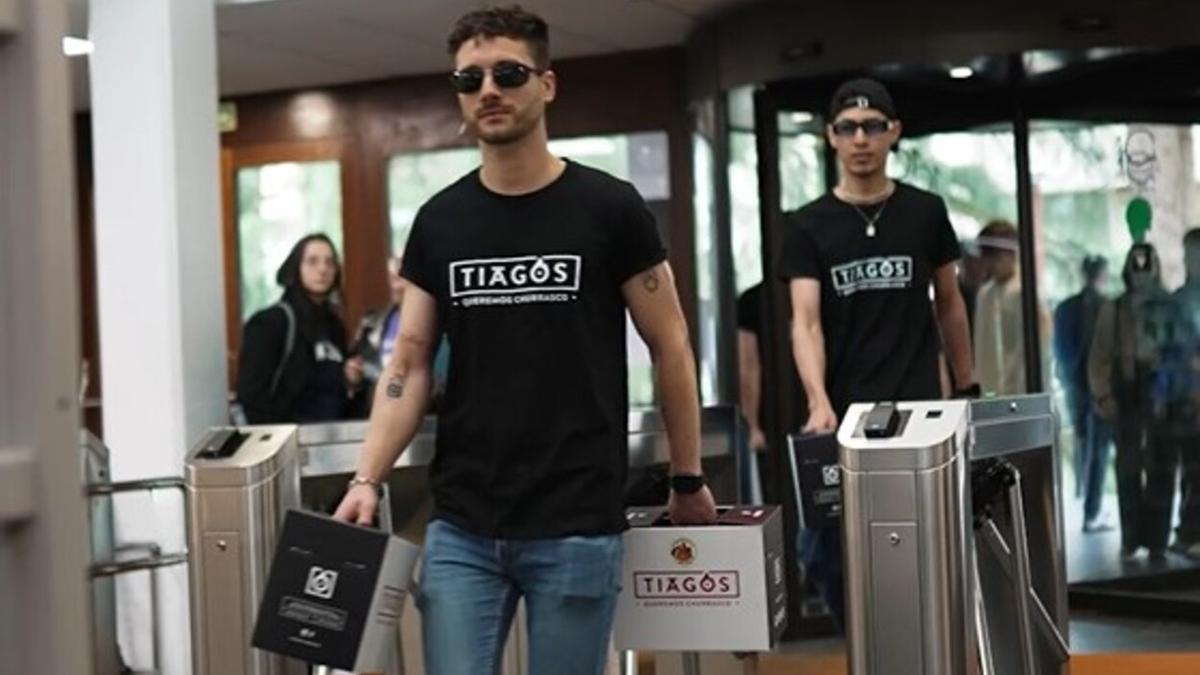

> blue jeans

[
  {"left": 1064, "top": 383, "right": 1112, "bottom": 521},
  {"left": 417, "top": 519, "right": 623, "bottom": 675},
  {"left": 799, "top": 526, "right": 844, "bottom": 630},
  {"left": 1081, "top": 401, "right": 1113, "bottom": 523}
]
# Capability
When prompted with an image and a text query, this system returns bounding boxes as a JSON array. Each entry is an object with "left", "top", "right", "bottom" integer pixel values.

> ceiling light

[
  {"left": 62, "top": 36, "right": 93, "bottom": 57},
  {"left": 949, "top": 66, "right": 974, "bottom": 80},
  {"left": 790, "top": 112, "right": 815, "bottom": 124}
]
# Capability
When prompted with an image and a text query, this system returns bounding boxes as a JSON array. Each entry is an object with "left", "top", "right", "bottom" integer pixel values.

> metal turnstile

[
  {"left": 85, "top": 429, "right": 190, "bottom": 675},
  {"left": 839, "top": 400, "right": 977, "bottom": 675},
  {"left": 186, "top": 425, "right": 306, "bottom": 675},
  {"left": 969, "top": 396, "right": 1070, "bottom": 675},
  {"left": 296, "top": 406, "right": 745, "bottom": 675},
  {"left": 185, "top": 406, "right": 743, "bottom": 675},
  {"left": 836, "top": 395, "right": 1069, "bottom": 675}
]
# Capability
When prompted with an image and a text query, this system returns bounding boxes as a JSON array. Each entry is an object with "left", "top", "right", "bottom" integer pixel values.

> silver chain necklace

[{"left": 850, "top": 198, "right": 890, "bottom": 237}]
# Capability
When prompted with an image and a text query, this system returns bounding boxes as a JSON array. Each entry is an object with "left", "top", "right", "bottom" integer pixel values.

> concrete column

[{"left": 90, "top": 0, "right": 225, "bottom": 671}]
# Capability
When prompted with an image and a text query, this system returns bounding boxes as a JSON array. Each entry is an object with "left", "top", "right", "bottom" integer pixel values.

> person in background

[
  {"left": 737, "top": 283, "right": 769, "bottom": 456},
  {"left": 973, "top": 220, "right": 1026, "bottom": 396},
  {"left": 1090, "top": 243, "right": 1180, "bottom": 562},
  {"left": 944, "top": 240, "right": 987, "bottom": 398},
  {"left": 1054, "top": 255, "right": 1114, "bottom": 533},
  {"left": 1166, "top": 229, "right": 1200, "bottom": 558},
  {"left": 357, "top": 256, "right": 409, "bottom": 384},
  {"left": 958, "top": 239, "right": 990, "bottom": 336},
  {"left": 736, "top": 281, "right": 802, "bottom": 502},
  {"left": 349, "top": 255, "right": 450, "bottom": 417},
  {"left": 236, "top": 233, "right": 363, "bottom": 423}
]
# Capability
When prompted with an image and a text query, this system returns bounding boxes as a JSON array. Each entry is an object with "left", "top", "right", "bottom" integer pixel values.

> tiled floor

[
  {"left": 643, "top": 642, "right": 1200, "bottom": 675},
  {"left": 1062, "top": 488, "right": 1200, "bottom": 649},
  {"left": 768, "top": 611, "right": 1200, "bottom": 657},
  {"left": 1065, "top": 493, "right": 1200, "bottom": 583},
  {"left": 1071, "top": 611, "right": 1200, "bottom": 653}
]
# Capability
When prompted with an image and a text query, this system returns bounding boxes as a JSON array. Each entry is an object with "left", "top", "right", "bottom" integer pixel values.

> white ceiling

[{"left": 67, "top": 0, "right": 751, "bottom": 107}]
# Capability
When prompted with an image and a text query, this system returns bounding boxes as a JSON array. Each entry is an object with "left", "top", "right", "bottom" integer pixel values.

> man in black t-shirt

[
  {"left": 778, "top": 78, "right": 977, "bottom": 627},
  {"left": 334, "top": 7, "right": 715, "bottom": 674}
]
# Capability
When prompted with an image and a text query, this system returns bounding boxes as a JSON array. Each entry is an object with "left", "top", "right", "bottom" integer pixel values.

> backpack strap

[{"left": 269, "top": 301, "right": 296, "bottom": 398}]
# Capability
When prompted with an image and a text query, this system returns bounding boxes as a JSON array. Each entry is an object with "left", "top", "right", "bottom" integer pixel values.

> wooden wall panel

[
  {"left": 219, "top": 47, "right": 696, "bottom": 375},
  {"left": 78, "top": 47, "right": 696, "bottom": 400}
]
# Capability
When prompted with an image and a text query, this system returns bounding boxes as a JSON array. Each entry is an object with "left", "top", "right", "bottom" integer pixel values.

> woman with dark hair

[{"left": 236, "top": 233, "right": 364, "bottom": 423}]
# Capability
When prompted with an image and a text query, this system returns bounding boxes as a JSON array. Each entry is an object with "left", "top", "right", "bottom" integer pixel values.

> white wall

[{"left": 91, "top": 0, "right": 225, "bottom": 671}]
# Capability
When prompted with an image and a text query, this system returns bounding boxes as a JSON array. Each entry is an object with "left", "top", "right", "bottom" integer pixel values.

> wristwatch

[
  {"left": 347, "top": 475, "right": 383, "bottom": 494},
  {"left": 670, "top": 474, "right": 705, "bottom": 495}
]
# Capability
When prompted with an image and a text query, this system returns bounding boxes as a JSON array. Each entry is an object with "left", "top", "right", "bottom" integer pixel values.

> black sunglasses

[
  {"left": 449, "top": 61, "right": 545, "bottom": 94},
  {"left": 831, "top": 118, "right": 893, "bottom": 138}
]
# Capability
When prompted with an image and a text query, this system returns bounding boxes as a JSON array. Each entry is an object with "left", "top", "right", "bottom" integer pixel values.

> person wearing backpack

[
  {"left": 236, "top": 233, "right": 364, "bottom": 423},
  {"left": 347, "top": 255, "right": 451, "bottom": 418}
]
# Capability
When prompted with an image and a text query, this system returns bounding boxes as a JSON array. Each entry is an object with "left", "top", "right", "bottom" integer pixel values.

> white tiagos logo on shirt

[
  {"left": 450, "top": 254, "right": 582, "bottom": 307},
  {"left": 830, "top": 256, "right": 913, "bottom": 297}
]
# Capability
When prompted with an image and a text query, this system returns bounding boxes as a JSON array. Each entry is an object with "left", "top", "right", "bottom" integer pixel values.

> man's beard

[{"left": 470, "top": 106, "right": 539, "bottom": 146}]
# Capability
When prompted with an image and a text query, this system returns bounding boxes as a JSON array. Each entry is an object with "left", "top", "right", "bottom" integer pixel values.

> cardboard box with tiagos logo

[
  {"left": 614, "top": 505, "right": 787, "bottom": 652},
  {"left": 251, "top": 509, "right": 420, "bottom": 672}
]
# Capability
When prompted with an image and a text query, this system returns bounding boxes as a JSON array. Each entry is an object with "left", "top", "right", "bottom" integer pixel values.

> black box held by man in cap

[
  {"left": 789, "top": 433, "right": 842, "bottom": 529},
  {"left": 251, "top": 509, "right": 420, "bottom": 672}
]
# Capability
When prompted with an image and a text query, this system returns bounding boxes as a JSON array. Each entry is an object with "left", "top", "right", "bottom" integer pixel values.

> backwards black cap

[{"left": 829, "top": 78, "right": 897, "bottom": 120}]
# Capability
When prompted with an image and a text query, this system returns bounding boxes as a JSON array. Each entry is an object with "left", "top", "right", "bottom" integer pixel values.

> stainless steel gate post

[
  {"left": 836, "top": 395, "right": 1067, "bottom": 675},
  {"left": 186, "top": 425, "right": 305, "bottom": 675},
  {"left": 839, "top": 400, "right": 975, "bottom": 675}
]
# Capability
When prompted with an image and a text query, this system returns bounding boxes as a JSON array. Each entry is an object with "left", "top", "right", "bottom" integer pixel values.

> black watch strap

[
  {"left": 670, "top": 474, "right": 705, "bottom": 494},
  {"left": 954, "top": 383, "right": 982, "bottom": 399}
]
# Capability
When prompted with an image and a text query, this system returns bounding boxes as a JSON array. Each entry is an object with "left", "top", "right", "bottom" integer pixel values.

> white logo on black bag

[
  {"left": 822, "top": 464, "right": 841, "bottom": 487},
  {"left": 304, "top": 566, "right": 338, "bottom": 599},
  {"left": 831, "top": 256, "right": 913, "bottom": 297}
]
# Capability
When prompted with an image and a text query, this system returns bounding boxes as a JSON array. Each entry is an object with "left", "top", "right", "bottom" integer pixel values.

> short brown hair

[{"left": 447, "top": 5, "right": 550, "bottom": 69}]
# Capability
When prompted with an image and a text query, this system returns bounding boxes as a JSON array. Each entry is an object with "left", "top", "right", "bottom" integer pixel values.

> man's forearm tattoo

[
  {"left": 643, "top": 269, "right": 661, "bottom": 293},
  {"left": 386, "top": 376, "right": 405, "bottom": 399}
]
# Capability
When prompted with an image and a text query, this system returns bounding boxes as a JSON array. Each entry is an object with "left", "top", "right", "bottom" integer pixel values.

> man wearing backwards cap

[{"left": 778, "top": 78, "right": 976, "bottom": 625}]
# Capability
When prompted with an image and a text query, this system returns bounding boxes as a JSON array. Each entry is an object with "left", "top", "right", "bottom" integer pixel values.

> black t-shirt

[
  {"left": 401, "top": 161, "right": 666, "bottom": 538},
  {"left": 777, "top": 182, "right": 960, "bottom": 417},
  {"left": 293, "top": 336, "right": 348, "bottom": 423},
  {"left": 736, "top": 282, "right": 803, "bottom": 432},
  {"left": 735, "top": 283, "right": 765, "bottom": 335}
]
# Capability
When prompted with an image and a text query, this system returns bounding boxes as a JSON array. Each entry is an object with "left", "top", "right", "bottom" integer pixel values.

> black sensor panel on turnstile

[
  {"left": 195, "top": 428, "right": 248, "bottom": 460},
  {"left": 863, "top": 402, "right": 903, "bottom": 438}
]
